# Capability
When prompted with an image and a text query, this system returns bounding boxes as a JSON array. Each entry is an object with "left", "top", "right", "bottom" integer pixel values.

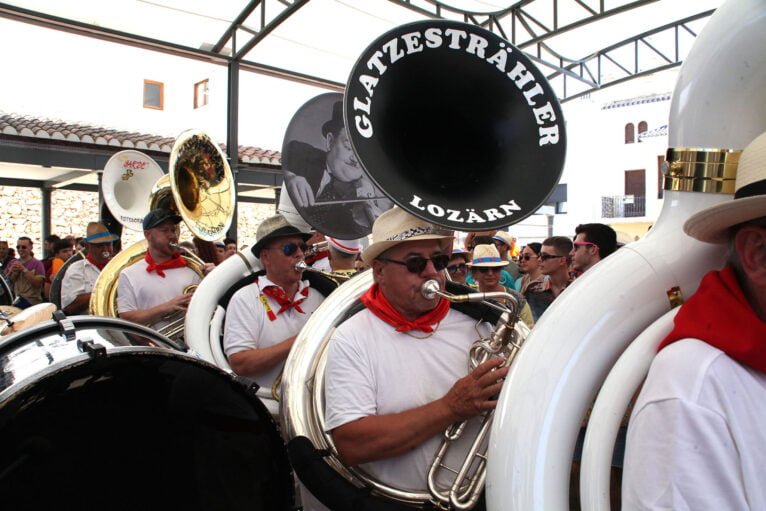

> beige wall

[{"left": 0, "top": 186, "right": 274, "bottom": 251}]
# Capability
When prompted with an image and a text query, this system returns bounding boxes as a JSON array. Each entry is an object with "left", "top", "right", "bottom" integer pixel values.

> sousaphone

[
  {"left": 280, "top": 19, "right": 566, "bottom": 510},
  {"left": 90, "top": 130, "right": 235, "bottom": 335}
]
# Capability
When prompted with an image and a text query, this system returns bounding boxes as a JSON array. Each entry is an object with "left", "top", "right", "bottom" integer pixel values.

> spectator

[
  {"left": 446, "top": 248, "right": 470, "bottom": 285},
  {"left": 44, "top": 239, "right": 75, "bottom": 300},
  {"left": 536, "top": 236, "right": 574, "bottom": 312},
  {"left": 5, "top": 236, "right": 45, "bottom": 309},
  {"left": 224, "top": 238, "right": 238, "bottom": 260},
  {"left": 492, "top": 231, "right": 521, "bottom": 279},
  {"left": 518, "top": 242, "right": 548, "bottom": 321},
  {"left": 0, "top": 240, "right": 10, "bottom": 271},
  {"left": 466, "top": 235, "right": 516, "bottom": 289},
  {"left": 42, "top": 234, "right": 61, "bottom": 277},
  {"left": 570, "top": 223, "right": 618, "bottom": 274},
  {"left": 470, "top": 243, "right": 534, "bottom": 327}
]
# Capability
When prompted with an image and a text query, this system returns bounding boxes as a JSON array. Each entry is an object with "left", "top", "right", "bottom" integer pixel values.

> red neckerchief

[
  {"left": 144, "top": 251, "right": 187, "bottom": 278},
  {"left": 305, "top": 251, "right": 329, "bottom": 265},
  {"left": 259, "top": 281, "right": 310, "bottom": 321},
  {"left": 86, "top": 254, "right": 107, "bottom": 271},
  {"left": 659, "top": 266, "right": 766, "bottom": 373},
  {"left": 360, "top": 283, "right": 450, "bottom": 334}
]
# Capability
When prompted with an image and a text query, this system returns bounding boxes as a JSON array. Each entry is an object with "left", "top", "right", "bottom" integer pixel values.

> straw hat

[
  {"left": 450, "top": 247, "right": 471, "bottom": 263},
  {"left": 685, "top": 131, "right": 766, "bottom": 243},
  {"left": 469, "top": 244, "right": 508, "bottom": 267},
  {"left": 84, "top": 221, "right": 119, "bottom": 244},
  {"left": 492, "top": 231, "right": 514, "bottom": 247},
  {"left": 361, "top": 207, "right": 453, "bottom": 263},
  {"left": 251, "top": 214, "right": 312, "bottom": 257}
]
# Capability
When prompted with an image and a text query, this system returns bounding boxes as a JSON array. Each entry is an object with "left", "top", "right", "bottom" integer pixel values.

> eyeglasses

[
  {"left": 573, "top": 241, "right": 597, "bottom": 249},
  {"left": 267, "top": 242, "right": 309, "bottom": 257},
  {"left": 379, "top": 254, "right": 450, "bottom": 273},
  {"left": 519, "top": 254, "right": 537, "bottom": 261},
  {"left": 475, "top": 266, "right": 502, "bottom": 274},
  {"left": 447, "top": 263, "right": 467, "bottom": 273},
  {"left": 539, "top": 253, "right": 565, "bottom": 261}
]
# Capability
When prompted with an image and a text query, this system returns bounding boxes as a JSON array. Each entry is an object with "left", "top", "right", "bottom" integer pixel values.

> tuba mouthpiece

[
  {"left": 294, "top": 261, "right": 308, "bottom": 272},
  {"left": 421, "top": 280, "right": 441, "bottom": 300}
]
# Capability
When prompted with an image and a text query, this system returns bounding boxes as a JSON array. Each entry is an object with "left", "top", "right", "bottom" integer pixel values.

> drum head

[{"left": 0, "top": 317, "right": 294, "bottom": 510}]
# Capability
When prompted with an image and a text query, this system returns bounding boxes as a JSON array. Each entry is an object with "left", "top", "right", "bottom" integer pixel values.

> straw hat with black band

[
  {"left": 362, "top": 207, "right": 453, "bottom": 264},
  {"left": 685, "top": 131, "right": 766, "bottom": 243},
  {"left": 251, "top": 214, "right": 313, "bottom": 258}
]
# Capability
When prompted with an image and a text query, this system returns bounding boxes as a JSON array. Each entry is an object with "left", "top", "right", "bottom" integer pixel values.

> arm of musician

[
  {"left": 331, "top": 358, "right": 508, "bottom": 467},
  {"left": 63, "top": 293, "right": 91, "bottom": 315},
  {"left": 283, "top": 170, "right": 316, "bottom": 207},
  {"left": 228, "top": 335, "right": 296, "bottom": 378},
  {"left": 119, "top": 294, "right": 191, "bottom": 327}
]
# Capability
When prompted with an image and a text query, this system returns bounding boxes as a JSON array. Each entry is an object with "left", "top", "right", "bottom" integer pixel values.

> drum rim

[{"left": 0, "top": 314, "right": 183, "bottom": 355}]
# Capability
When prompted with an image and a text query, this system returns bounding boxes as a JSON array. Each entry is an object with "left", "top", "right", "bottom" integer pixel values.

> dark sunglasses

[
  {"left": 268, "top": 242, "right": 308, "bottom": 256},
  {"left": 379, "top": 254, "right": 450, "bottom": 273},
  {"left": 16, "top": 245, "right": 29, "bottom": 250},
  {"left": 447, "top": 263, "right": 467, "bottom": 273},
  {"left": 475, "top": 266, "right": 502, "bottom": 274},
  {"left": 539, "top": 253, "right": 565, "bottom": 261},
  {"left": 519, "top": 254, "right": 537, "bottom": 261}
]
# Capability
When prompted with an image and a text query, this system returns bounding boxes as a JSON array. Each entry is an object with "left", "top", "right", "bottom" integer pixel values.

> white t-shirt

[
  {"left": 223, "top": 276, "right": 323, "bottom": 390},
  {"left": 116, "top": 259, "right": 201, "bottom": 330},
  {"left": 623, "top": 338, "right": 766, "bottom": 511},
  {"left": 324, "top": 307, "right": 492, "bottom": 492},
  {"left": 60, "top": 258, "right": 101, "bottom": 309}
]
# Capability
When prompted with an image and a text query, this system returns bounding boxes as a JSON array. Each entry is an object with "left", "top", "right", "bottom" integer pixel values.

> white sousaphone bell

[{"left": 487, "top": 0, "right": 766, "bottom": 509}]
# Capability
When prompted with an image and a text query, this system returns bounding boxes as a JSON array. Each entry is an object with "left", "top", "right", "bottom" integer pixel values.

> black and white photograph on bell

[{"left": 280, "top": 92, "right": 393, "bottom": 240}]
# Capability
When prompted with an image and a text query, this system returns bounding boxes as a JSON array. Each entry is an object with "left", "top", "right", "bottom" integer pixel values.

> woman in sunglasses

[
  {"left": 517, "top": 242, "right": 548, "bottom": 322},
  {"left": 446, "top": 248, "right": 471, "bottom": 285},
  {"left": 470, "top": 244, "right": 534, "bottom": 327}
]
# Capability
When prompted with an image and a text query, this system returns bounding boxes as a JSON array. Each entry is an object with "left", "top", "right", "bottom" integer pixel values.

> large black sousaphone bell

[{"left": 345, "top": 20, "right": 566, "bottom": 231}]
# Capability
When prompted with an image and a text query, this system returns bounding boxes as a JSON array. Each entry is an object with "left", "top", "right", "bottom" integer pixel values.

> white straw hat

[
  {"left": 469, "top": 244, "right": 508, "bottom": 267},
  {"left": 685, "top": 131, "right": 766, "bottom": 243},
  {"left": 362, "top": 207, "right": 453, "bottom": 263}
]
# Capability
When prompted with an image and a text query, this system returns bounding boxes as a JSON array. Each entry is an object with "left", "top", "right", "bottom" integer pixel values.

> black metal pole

[
  {"left": 41, "top": 186, "right": 51, "bottom": 247},
  {"left": 226, "top": 59, "right": 240, "bottom": 243}
]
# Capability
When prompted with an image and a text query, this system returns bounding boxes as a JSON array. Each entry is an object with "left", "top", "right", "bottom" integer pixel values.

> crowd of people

[{"left": 2, "top": 134, "right": 764, "bottom": 510}]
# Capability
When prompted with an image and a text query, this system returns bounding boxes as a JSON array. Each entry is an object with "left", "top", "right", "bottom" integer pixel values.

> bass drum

[{"left": 0, "top": 315, "right": 294, "bottom": 510}]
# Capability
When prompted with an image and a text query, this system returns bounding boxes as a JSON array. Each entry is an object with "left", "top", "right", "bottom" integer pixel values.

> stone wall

[{"left": 0, "top": 186, "right": 275, "bottom": 251}]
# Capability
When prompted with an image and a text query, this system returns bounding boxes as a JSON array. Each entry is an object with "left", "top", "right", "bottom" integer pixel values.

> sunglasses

[
  {"left": 519, "top": 254, "right": 537, "bottom": 261},
  {"left": 268, "top": 242, "right": 309, "bottom": 257},
  {"left": 539, "top": 253, "right": 565, "bottom": 261},
  {"left": 16, "top": 245, "right": 29, "bottom": 250},
  {"left": 447, "top": 263, "right": 467, "bottom": 273},
  {"left": 379, "top": 254, "right": 450, "bottom": 273},
  {"left": 475, "top": 266, "right": 502, "bottom": 274}
]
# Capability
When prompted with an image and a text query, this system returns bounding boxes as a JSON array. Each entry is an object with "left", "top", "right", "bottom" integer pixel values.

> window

[
  {"left": 637, "top": 121, "right": 648, "bottom": 142},
  {"left": 624, "top": 123, "right": 635, "bottom": 144},
  {"left": 143, "top": 80, "right": 164, "bottom": 110},
  {"left": 194, "top": 79, "right": 209, "bottom": 109}
]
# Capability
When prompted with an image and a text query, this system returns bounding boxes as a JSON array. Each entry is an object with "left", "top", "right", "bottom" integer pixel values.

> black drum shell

[{"left": 0, "top": 316, "right": 294, "bottom": 510}]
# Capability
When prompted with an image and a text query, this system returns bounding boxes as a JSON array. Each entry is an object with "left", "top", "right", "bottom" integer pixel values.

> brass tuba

[
  {"left": 90, "top": 130, "right": 235, "bottom": 340},
  {"left": 280, "top": 19, "right": 566, "bottom": 510}
]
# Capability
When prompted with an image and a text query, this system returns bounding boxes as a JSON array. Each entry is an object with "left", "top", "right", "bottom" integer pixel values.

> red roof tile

[{"left": 0, "top": 111, "right": 282, "bottom": 166}]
